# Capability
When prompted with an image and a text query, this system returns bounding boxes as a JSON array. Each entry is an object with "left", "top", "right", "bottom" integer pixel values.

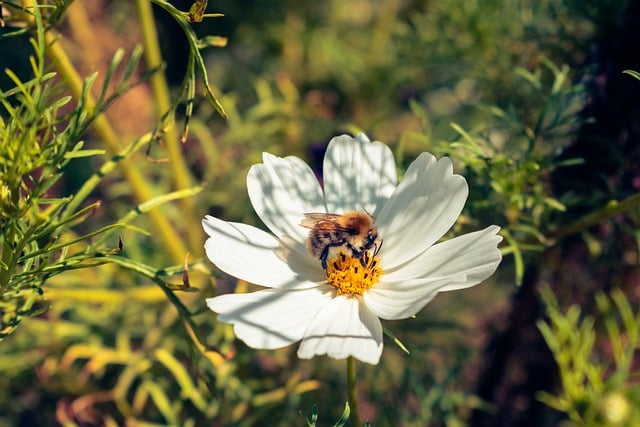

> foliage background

[{"left": 1, "top": 0, "right": 639, "bottom": 426}]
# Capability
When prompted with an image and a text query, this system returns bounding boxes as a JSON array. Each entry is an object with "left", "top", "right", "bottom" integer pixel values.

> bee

[{"left": 300, "top": 211, "right": 380, "bottom": 269}]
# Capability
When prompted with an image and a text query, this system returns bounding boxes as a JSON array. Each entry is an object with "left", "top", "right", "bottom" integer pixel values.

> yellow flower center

[{"left": 325, "top": 251, "right": 383, "bottom": 295}]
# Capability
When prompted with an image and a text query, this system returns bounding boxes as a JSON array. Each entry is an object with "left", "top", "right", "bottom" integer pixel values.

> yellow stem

[{"left": 135, "top": 0, "right": 203, "bottom": 256}]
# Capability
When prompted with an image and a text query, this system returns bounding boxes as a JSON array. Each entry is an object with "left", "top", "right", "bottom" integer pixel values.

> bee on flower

[
  {"left": 203, "top": 133, "right": 502, "bottom": 365},
  {"left": 300, "top": 211, "right": 381, "bottom": 270}
]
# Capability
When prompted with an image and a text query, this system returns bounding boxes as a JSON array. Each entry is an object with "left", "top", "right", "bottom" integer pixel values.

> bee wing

[{"left": 300, "top": 213, "right": 342, "bottom": 229}]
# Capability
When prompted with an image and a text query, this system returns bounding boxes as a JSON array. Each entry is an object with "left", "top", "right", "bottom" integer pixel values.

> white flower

[{"left": 203, "top": 133, "right": 502, "bottom": 365}]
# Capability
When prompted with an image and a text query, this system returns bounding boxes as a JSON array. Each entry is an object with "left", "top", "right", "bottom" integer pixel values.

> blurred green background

[{"left": 1, "top": 0, "right": 639, "bottom": 426}]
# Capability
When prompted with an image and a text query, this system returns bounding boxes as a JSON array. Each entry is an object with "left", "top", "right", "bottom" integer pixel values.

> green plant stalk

[
  {"left": 148, "top": 0, "right": 226, "bottom": 118},
  {"left": 62, "top": 132, "right": 153, "bottom": 220},
  {"left": 0, "top": 201, "right": 58, "bottom": 293},
  {"left": 347, "top": 356, "right": 361, "bottom": 426},
  {"left": 552, "top": 192, "right": 640, "bottom": 242},
  {"left": 100, "top": 254, "right": 205, "bottom": 351},
  {"left": 1, "top": 241, "right": 14, "bottom": 292},
  {"left": 135, "top": 0, "right": 203, "bottom": 256},
  {"left": 19, "top": 2, "right": 189, "bottom": 264},
  {"left": 503, "top": 192, "right": 640, "bottom": 258},
  {"left": 92, "top": 185, "right": 203, "bottom": 248}
]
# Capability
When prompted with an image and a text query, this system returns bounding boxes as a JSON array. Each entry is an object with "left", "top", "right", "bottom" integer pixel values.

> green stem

[
  {"left": 101, "top": 254, "right": 197, "bottom": 330},
  {"left": 0, "top": 241, "right": 13, "bottom": 293},
  {"left": 62, "top": 133, "right": 153, "bottom": 220},
  {"left": 551, "top": 192, "right": 640, "bottom": 242},
  {"left": 347, "top": 356, "right": 361, "bottom": 426}
]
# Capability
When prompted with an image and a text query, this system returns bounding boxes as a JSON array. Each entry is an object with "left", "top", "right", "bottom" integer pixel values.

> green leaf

[
  {"left": 623, "top": 69, "right": 640, "bottom": 80},
  {"left": 383, "top": 327, "right": 410, "bottom": 355},
  {"left": 63, "top": 148, "right": 106, "bottom": 159},
  {"left": 333, "top": 402, "right": 350, "bottom": 427}
]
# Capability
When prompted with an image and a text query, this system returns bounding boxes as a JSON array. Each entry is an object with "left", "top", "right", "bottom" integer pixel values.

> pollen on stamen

[{"left": 325, "top": 251, "right": 383, "bottom": 296}]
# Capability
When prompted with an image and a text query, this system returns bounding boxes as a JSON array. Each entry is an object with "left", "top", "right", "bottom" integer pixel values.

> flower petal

[
  {"left": 323, "top": 133, "right": 397, "bottom": 215},
  {"left": 274, "top": 235, "right": 326, "bottom": 282},
  {"left": 297, "top": 295, "right": 383, "bottom": 364},
  {"left": 203, "top": 216, "right": 321, "bottom": 289},
  {"left": 207, "top": 286, "right": 335, "bottom": 349},
  {"left": 247, "top": 153, "right": 326, "bottom": 249},
  {"left": 364, "top": 225, "right": 502, "bottom": 320},
  {"left": 376, "top": 154, "right": 468, "bottom": 269},
  {"left": 385, "top": 225, "right": 503, "bottom": 285},
  {"left": 363, "top": 285, "right": 440, "bottom": 322}
]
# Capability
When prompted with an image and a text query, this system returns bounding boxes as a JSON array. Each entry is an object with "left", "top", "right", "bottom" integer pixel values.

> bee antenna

[
  {"left": 362, "top": 207, "right": 376, "bottom": 219},
  {"left": 373, "top": 239, "right": 383, "bottom": 257}
]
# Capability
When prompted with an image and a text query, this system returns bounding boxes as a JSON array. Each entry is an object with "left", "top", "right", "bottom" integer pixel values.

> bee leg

[
  {"left": 320, "top": 246, "right": 330, "bottom": 270},
  {"left": 345, "top": 243, "right": 366, "bottom": 267}
]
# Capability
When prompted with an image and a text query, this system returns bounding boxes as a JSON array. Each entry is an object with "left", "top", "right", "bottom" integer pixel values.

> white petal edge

[
  {"left": 207, "top": 286, "right": 335, "bottom": 349},
  {"left": 364, "top": 225, "right": 502, "bottom": 320},
  {"left": 203, "top": 216, "right": 322, "bottom": 289},
  {"left": 376, "top": 154, "right": 468, "bottom": 269},
  {"left": 297, "top": 295, "right": 383, "bottom": 365},
  {"left": 247, "top": 153, "right": 326, "bottom": 250},
  {"left": 323, "top": 133, "right": 398, "bottom": 215}
]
